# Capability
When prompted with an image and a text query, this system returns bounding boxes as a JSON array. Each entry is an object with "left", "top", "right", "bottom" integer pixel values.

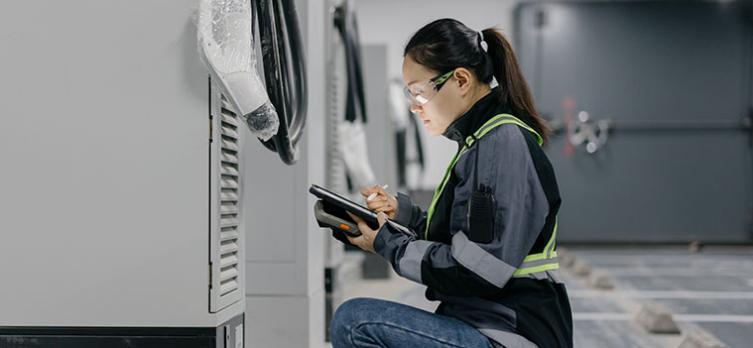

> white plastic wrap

[
  {"left": 197, "top": 0, "right": 279, "bottom": 141},
  {"left": 337, "top": 120, "right": 377, "bottom": 189}
]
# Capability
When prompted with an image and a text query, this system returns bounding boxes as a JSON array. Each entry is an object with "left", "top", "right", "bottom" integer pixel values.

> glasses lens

[
  {"left": 404, "top": 84, "right": 436, "bottom": 106},
  {"left": 402, "top": 86, "right": 412, "bottom": 99},
  {"left": 404, "top": 71, "right": 451, "bottom": 107}
]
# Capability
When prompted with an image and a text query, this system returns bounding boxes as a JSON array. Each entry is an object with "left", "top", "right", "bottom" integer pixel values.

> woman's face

[{"left": 402, "top": 56, "right": 468, "bottom": 136}]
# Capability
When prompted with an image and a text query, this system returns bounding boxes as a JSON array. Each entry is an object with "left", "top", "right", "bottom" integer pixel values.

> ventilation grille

[
  {"left": 210, "top": 97, "right": 243, "bottom": 312},
  {"left": 219, "top": 104, "right": 241, "bottom": 296}
]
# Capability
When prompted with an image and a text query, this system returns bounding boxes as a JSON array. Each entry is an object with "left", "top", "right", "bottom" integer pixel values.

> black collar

[{"left": 442, "top": 88, "right": 508, "bottom": 147}]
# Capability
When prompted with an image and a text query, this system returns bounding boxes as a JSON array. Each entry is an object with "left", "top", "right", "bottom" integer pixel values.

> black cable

[
  {"left": 334, "top": 1, "right": 367, "bottom": 123},
  {"left": 253, "top": 0, "right": 308, "bottom": 165},
  {"left": 332, "top": 0, "right": 367, "bottom": 192}
]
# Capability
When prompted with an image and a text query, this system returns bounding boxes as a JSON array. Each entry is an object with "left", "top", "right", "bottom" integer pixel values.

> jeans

[{"left": 331, "top": 298, "right": 494, "bottom": 348}]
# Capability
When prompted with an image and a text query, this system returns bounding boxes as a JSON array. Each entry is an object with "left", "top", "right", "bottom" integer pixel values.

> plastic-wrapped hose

[
  {"left": 197, "top": 0, "right": 281, "bottom": 142},
  {"left": 253, "top": 0, "right": 308, "bottom": 165}
]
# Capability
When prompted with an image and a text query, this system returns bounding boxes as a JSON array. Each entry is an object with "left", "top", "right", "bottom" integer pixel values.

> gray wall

[{"left": 515, "top": 1, "right": 753, "bottom": 243}]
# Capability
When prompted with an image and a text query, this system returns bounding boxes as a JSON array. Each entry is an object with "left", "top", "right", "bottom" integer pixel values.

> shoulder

[
  {"left": 474, "top": 122, "right": 530, "bottom": 156},
  {"left": 455, "top": 123, "right": 534, "bottom": 177}
]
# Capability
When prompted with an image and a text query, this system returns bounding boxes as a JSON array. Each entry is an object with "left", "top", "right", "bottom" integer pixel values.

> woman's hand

[
  {"left": 346, "top": 211, "right": 388, "bottom": 253},
  {"left": 360, "top": 185, "right": 399, "bottom": 219}
]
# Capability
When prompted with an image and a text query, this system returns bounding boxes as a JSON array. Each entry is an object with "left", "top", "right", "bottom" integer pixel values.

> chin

[{"left": 424, "top": 125, "right": 442, "bottom": 136}]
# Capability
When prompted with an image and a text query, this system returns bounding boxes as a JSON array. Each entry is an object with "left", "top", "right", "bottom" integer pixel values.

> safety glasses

[{"left": 403, "top": 70, "right": 454, "bottom": 106}]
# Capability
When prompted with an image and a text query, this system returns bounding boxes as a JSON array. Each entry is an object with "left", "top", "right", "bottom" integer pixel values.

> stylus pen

[
  {"left": 367, "top": 184, "right": 389, "bottom": 201},
  {"left": 386, "top": 220, "right": 417, "bottom": 238}
]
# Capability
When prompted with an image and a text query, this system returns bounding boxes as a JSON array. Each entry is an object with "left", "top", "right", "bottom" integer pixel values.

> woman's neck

[
  {"left": 442, "top": 85, "right": 502, "bottom": 144},
  {"left": 458, "top": 84, "right": 493, "bottom": 119}
]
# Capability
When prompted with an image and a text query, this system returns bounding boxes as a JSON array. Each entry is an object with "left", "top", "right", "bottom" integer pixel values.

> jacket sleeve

[
  {"left": 373, "top": 125, "right": 550, "bottom": 296},
  {"left": 393, "top": 192, "right": 428, "bottom": 237}
]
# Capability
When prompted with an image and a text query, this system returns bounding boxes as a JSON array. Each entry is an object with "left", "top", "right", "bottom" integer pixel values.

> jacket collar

[{"left": 442, "top": 88, "right": 507, "bottom": 147}]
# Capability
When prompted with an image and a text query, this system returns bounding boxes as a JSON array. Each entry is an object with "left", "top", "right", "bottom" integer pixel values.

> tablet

[
  {"left": 309, "top": 184, "right": 380, "bottom": 229},
  {"left": 309, "top": 184, "right": 417, "bottom": 237}
]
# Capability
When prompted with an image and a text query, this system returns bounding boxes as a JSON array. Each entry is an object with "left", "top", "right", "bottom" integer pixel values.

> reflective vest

[{"left": 425, "top": 113, "right": 559, "bottom": 278}]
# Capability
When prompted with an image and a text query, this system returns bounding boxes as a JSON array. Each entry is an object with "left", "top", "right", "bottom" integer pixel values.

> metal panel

[{"left": 515, "top": 1, "right": 753, "bottom": 243}]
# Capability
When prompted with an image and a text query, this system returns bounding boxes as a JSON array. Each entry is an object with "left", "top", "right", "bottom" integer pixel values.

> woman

[{"left": 331, "top": 18, "right": 572, "bottom": 348}]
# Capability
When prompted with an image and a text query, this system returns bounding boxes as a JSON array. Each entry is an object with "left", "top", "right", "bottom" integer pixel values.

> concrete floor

[{"left": 337, "top": 246, "right": 753, "bottom": 347}]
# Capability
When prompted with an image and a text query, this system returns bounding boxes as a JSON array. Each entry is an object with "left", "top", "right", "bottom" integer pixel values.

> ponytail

[
  {"left": 481, "top": 28, "right": 549, "bottom": 144},
  {"left": 405, "top": 19, "right": 550, "bottom": 144}
]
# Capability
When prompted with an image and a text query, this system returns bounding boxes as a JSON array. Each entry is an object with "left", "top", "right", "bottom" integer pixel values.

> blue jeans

[{"left": 331, "top": 298, "right": 494, "bottom": 348}]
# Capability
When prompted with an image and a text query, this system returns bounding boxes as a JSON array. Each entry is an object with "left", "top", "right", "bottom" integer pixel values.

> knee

[
  {"left": 332, "top": 298, "right": 371, "bottom": 331},
  {"left": 331, "top": 298, "right": 377, "bottom": 345}
]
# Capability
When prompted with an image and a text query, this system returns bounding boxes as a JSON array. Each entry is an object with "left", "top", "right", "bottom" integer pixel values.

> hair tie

[
  {"left": 479, "top": 30, "right": 497, "bottom": 89},
  {"left": 478, "top": 31, "right": 488, "bottom": 52}
]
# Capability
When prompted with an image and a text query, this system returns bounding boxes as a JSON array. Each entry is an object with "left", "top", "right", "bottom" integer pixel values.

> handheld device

[
  {"left": 309, "top": 184, "right": 417, "bottom": 238},
  {"left": 309, "top": 184, "right": 380, "bottom": 229}
]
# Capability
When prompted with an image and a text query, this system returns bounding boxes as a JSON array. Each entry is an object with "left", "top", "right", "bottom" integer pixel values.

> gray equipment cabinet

[{"left": 0, "top": 1, "right": 245, "bottom": 346}]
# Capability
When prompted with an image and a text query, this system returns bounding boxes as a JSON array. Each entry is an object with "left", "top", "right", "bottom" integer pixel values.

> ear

[{"left": 453, "top": 68, "right": 474, "bottom": 95}]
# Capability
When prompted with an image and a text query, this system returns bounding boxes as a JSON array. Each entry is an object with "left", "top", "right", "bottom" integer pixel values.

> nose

[{"left": 409, "top": 100, "right": 422, "bottom": 114}]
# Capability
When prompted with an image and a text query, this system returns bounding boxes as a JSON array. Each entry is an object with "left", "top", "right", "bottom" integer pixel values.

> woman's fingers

[
  {"left": 367, "top": 200, "right": 389, "bottom": 210},
  {"left": 346, "top": 220, "right": 370, "bottom": 248},
  {"left": 360, "top": 185, "right": 382, "bottom": 198},
  {"left": 375, "top": 206, "right": 396, "bottom": 220},
  {"left": 360, "top": 186, "right": 397, "bottom": 218},
  {"left": 346, "top": 233, "right": 365, "bottom": 248},
  {"left": 359, "top": 187, "right": 373, "bottom": 197},
  {"left": 375, "top": 206, "right": 394, "bottom": 213},
  {"left": 366, "top": 196, "right": 386, "bottom": 205},
  {"left": 346, "top": 211, "right": 364, "bottom": 224},
  {"left": 375, "top": 212, "right": 388, "bottom": 225},
  {"left": 375, "top": 185, "right": 389, "bottom": 197},
  {"left": 369, "top": 186, "right": 390, "bottom": 202}
]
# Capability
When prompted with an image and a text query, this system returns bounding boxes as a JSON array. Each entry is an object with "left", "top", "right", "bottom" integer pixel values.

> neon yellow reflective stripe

[
  {"left": 522, "top": 250, "right": 558, "bottom": 263},
  {"left": 515, "top": 219, "right": 559, "bottom": 276},
  {"left": 513, "top": 263, "right": 560, "bottom": 277},
  {"left": 521, "top": 220, "right": 558, "bottom": 262},
  {"left": 465, "top": 114, "right": 543, "bottom": 147},
  {"left": 544, "top": 219, "right": 558, "bottom": 259},
  {"left": 425, "top": 151, "right": 462, "bottom": 239},
  {"left": 545, "top": 220, "right": 558, "bottom": 254},
  {"left": 424, "top": 114, "right": 542, "bottom": 240}
]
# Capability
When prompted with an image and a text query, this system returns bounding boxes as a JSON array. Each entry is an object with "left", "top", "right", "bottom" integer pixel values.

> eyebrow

[{"left": 405, "top": 80, "right": 419, "bottom": 86}]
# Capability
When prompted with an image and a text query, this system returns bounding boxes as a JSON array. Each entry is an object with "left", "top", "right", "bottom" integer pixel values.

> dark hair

[{"left": 404, "top": 18, "right": 549, "bottom": 144}]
